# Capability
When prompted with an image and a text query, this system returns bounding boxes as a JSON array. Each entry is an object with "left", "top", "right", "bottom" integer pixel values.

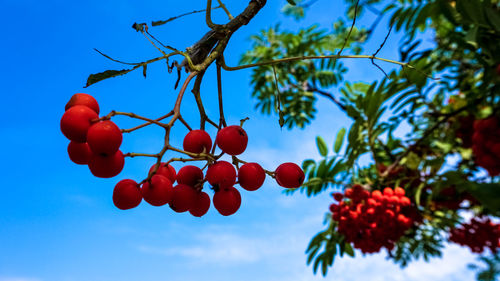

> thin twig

[
  {"left": 371, "top": 25, "right": 393, "bottom": 78},
  {"left": 217, "top": 0, "right": 234, "bottom": 20},
  {"left": 121, "top": 111, "right": 174, "bottom": 133},
  {"left": 337, "top": 0, "right": 359, "bottom": 57},
  {"left": 206, "top": 0, "right": 222, "bottom": 29},
  {"left": 272, "top": 65, "right": 284, "bottom": 128},
  {"left": 217, "top": 63, "right": 228, "bottom": 127},
  {"left": 220, "top": 54, "right": 437, "bottom": 80},
  {"left": 94, "top": 49, "right": 139, "bottom": 65},
  {"left": 302, "top": 83, "right": 347, "bottom": 111},
  {"left": 104, "top": 111, "right": 169, "bottom": 128},
  {"left": 124, "top": 153, "right": 158, "bottom": 158},
  {"left": 152, "top": 6, "right": 222, "bottom": 26},
  {"left": 178, "top": 115, "right": 193, "bottom": 131}
]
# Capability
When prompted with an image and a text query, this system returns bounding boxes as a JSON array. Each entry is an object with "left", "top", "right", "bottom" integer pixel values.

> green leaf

[
  {"left": 405, "top": 152, "right": 421, "bottom": 170},
  {"left": 344, "top": 242, "right": 355, "bottom": 257},
  {"left": 485, "top": 5, "right": 500, "bottom": 31},
  {"left": 85, "top": 69, "right": 133, "bottom": 88},
  {"left": 464, "top": 26, "right": 479, "bottom": 48},
  {"left": 286, "top": 0, "right": 297, "bottom": 5},
  {"left": 302, "top": 159, "right": 316, "bottom": 173},
  {"left": 316, "top": 136, "right": 328, "bottom": 157},
  {"left": 334, "top": 128, "right": 346, "bottom": 153},
  {"left": 456, "top": 0, "right": 487, "bottom": 25}
]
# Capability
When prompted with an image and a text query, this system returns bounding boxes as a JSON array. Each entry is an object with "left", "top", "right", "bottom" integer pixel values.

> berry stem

[
  {"left": 121, "top": 111, "right": 174, "bottom": 133},
  {"left": 216, "top": 63, "right": 227, "bottom": 128},
  {"left": 124, "top": 153, "right": 158, "bottom": 158}
]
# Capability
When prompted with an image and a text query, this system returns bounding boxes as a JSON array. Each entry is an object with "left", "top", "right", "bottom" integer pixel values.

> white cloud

[{"left": 136, "top": 214, "right": 477, "bottom": 281}]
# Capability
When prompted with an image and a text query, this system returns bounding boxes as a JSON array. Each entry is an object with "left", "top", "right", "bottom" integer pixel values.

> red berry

[
  {"left": 372, "top": 190, "right": 383, "bottom": 201},
  {"left": 394, "top": 187, "right": 405, "bottom": 197},
  {"left": 332, "top": 192, "right": 343, "bottom": 201},
  {"left": 491, "top": 144, "right": 500, "bottom": 158},
  {"left": 141, "top": 175, "right": 173, "bottom": 206},
  {"left": 206, "top": 161, "right": 236, "bottom": 189},
  {"left": 389, "top": 195, "right": 400, "bottom": 205},
  {"left": 215, "top": 125, "right": 248, "bottom": 155},
  {"left": 60, "top": 105, "right": 99, "bottom": 142},
  {"left": 344, "top": 188, "right": 353, "bottom": 198},
  {"left": 65, "top": 93, "right": 100, "bottom": 114},
  {"left": 213, "top": 186, "right": 241, "bottom": 216},
  {"left": 329, "top": 203, "right": 339, "bottom": 213},
  {"left": 149, "top": 163, "right": 176, "bottom": 183},
  {"left": 483, "top": 117, "right": 499, "bottom": 130},
  {"left": 169, "top": 184, "right": 197, "bottom": 213},
  {"left": 367, "top": 198, "right": 377, "bottom": 207},
  {"left": 383, "top": 187, "right": 394, "bottom": 196},
  {"left": 88, "top": 150, "right": 125, "bottom": 178},
  {"left": 87, "top": 120, "right": 122, "bottom": 155},
  {"left": 275, "top": 162, "right": 305, "bottom": 188},
  {"left": 238, "top": 162, "right": 266, "bottom": 191},
  {"left": 479, "top": 154, "right": 497, "bottom": 168},
  {"left": 400, "top": 197, "right": 411, "bottom": 207},
  {"left": 183, "top": 130, "right": 212, "bottom": 154},
  {"left": 189, "top": 191, "right": 211, "bottom": 217},
  {"left": 474, "top": 119, "right": 487, "bottom": 132},
  {"left": 67, "top": 141, "right": 92, "bottom": 165},
  {"left": 176, "top": 165, "right": 204, "bottom": 186},
  {"left": 112, "top": 179, "right": 142, "bottom": 210}
]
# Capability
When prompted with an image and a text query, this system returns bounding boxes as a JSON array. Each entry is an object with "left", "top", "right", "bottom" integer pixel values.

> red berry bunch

[
  {"left": 329, "top": 185, "right": 415, "bottom": 253},
  {"left": 113, "top": 126, "right": 304, "bottom": 216},
  {"left": 432, "top": 186, "right": 478, "bottom": 211},
  {"left": 449, "top": 217, "right": 500, "bottom": 253},
  {"left": 61, "top": 93, "right": 125, "bottom": 178},
  {"left": 472, "top": 116, "right": 500, "bottom": 176},
  {"left": 61, "top": 98, "right": 305, "bottom": 216}
]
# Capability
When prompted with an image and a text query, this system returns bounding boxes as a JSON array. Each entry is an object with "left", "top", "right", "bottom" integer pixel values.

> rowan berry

[
  {"left": 113, "top": 179, "right": 142, "bottom": 210},
  {"left": 213, "top": 186, "right": 241, "bottom": 216},
  {"left": 67, "top": 141, "right": 92, "bottom": 165},
  {"left": 176, "top": 165, "right": 203, "bottom": 186},
  {"left": 183, "top": 130, "right": 212, "bottom": 154},
  {"left": 65, "top": 93, "right": 100, "bottom": 114},
  {"left": 275, "top": 162, "right": 304, "bottom": 188},
  {"left": 216, "top": 125, "right": 248, "bottom": 155},
  {"left": 141, "top": 175, "right": 173, "bottom": 207},
  {"left": 60, "top": 105, "right": 98, "bottom": 142},
  {"left": 238, "top": 162, "right": 265, "bottom": 191},
  {"left": 87, "top": 120, "right": 122, "bottom": 155},
  {"left": 88, "top": 150, "right": 125, "bottom": 178}
]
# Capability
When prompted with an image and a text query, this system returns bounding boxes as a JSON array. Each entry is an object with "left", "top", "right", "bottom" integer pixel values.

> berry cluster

[
  {"left": 472, "top": 116, "right": 500, "bottom": 176},
  {"left": 449, "top": 217, "right": 500, "bottom": 253},
  {"left": 61, "top": 93, "right": 125, "bottom": 178},
  {"left": 117, "top": 129, "right": 304, "bottom": 216},
  {"left": 432, "top": 186, "right": 478, "bottom": 211},
  {"left": 61, "top": 94, "right": 305, "bottom": 216},
  {"left": 329, "top": 185, "right": 415, "bottom": 253}
]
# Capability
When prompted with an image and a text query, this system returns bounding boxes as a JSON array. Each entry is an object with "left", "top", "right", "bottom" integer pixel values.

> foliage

[{"left": 243, "top": 0, "right": 500, "bottom": 278}]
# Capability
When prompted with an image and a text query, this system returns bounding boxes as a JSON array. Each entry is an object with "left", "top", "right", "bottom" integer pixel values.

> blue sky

[{"left": 0, "top": 1, "right": 478, "bottom": 280}]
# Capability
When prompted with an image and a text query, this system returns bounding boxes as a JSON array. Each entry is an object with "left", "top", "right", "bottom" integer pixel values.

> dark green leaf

[
  {"left": 334, "top": 128, "right": 346, "bottom": 153},
  {"left": 316, "top": 136, "right": 328, "bottom": 157},
  {"left": 344, "top": 242, "right": 355, "bottom": 257},
  {"left": 85, "top": 69, "right": 133, "bottom": 88}
]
